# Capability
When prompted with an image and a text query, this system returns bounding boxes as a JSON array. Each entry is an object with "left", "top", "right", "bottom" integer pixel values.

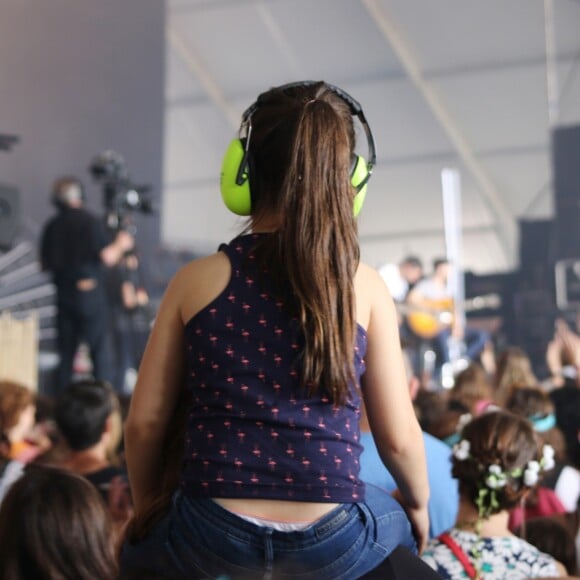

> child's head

[
  {"left": 54, "top": 380, "right": 120, "bottom": 453},
  {"left": 452, "top": 411, "right": 554, "bottom": 517},
  {"left": 0, "top": 381, "right": 35, "bottom": 444},
  {"left": 413, "top": 390, "right": 450, "bottom": 432},
  {"left": 450, "top": 363, "right": 494, "bottom": 415},
  {"left": 494, "top": 347, "right": 537, "bottom": 404},
  {"left": 505, "top": 386, "right": 568, "bottom": 463},
  {"left": 229, "top": 82, "right": 364, "bottom": 222},
  {"left": 0, "top": 465, "right": 117, "bottom": 579},
  {"left": 221, "top": 81, "right": 376, "bottom": 406},
  {"left": 426, "top": 408, "right": 470, "bottom": 447}
]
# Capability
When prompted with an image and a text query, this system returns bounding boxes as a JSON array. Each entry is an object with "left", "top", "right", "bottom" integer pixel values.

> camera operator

[
  {"left": 40, "top": 176, "right": 134, "bottom": 392},
  {"left": 89, "top": 150, "right": 155, "bottom": 393}
]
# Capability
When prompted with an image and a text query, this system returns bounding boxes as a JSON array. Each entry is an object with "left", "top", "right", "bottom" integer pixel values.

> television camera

[{"left": 89, "top": 150, "right": 154, "bottom": 232}]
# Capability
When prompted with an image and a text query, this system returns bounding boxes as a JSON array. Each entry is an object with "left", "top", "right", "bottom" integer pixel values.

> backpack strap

[{"left": 437, "top": 532, "right": 477, "bottom": 579}]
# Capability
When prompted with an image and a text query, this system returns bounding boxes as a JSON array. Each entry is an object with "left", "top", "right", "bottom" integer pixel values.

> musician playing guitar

[
  {"left": 378, "top": 255, "right": 424, "bottom": 304},
  {"left": 406, "top": 258, "right": 489, "bottom": 368}
]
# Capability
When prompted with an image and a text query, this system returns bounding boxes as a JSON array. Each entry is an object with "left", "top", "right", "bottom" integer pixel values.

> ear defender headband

[{"left": 220, "top": 81, "right": 376, "bottom": 217}]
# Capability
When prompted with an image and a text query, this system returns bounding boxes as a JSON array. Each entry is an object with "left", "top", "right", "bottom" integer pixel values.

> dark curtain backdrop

[{"left": 0, "top": 0, "right": 165, "bottom": 260}]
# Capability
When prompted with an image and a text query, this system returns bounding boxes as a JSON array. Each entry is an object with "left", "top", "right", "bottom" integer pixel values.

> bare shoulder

[
  {"left": 176, "top": 251, "right": 230, "bottom": 283},
  {"left": 355, "top": 262, "right": 390, "bottom": 299},
  {"left": 355, "top": 261, "right": 378, "bottom": 282},
  {"left": 355, "top": 262, "right": 386, "bottom": 329},
  {"left": 169, "top": 251, "right": 232, "bottom": 325},
  {"left": 554, "top": 560, "right": 569, "bottom": 577}
]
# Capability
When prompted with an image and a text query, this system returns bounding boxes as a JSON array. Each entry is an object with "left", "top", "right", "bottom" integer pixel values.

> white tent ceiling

[{"left": 163, "top": 0, "right": 580, "bottom": 275}]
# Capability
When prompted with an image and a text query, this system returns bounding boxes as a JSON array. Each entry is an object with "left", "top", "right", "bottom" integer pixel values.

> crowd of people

[
  {"left": 0, "top": 80, "right": 579, "bottom": 578},
  {"left": 1, "top": 323, "right": 578, "bottom": 578}
]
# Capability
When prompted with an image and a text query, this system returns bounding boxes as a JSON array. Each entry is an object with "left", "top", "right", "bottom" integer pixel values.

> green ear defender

[
  {"left": 220, "top": 139, "right": 252, "bottom": 216},
  {"left": 220, "top": 81, "right": 376, "bottom": 218},
  {"left": 351, "top": 154, "right": 370, "bottom": 218}
]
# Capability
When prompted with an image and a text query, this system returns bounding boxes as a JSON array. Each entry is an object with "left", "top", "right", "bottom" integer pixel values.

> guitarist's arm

[
  {"left": 450, "top": 317, "right": 464, "bottom": 340},
  {"left": 405, "top": 286, "right": 424, "bottom": 308}
]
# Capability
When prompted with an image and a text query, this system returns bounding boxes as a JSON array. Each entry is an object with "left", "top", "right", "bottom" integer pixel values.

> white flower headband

[
  {"left": 452, "top": 438, "right": 555, "bottom": 578},
  {"left": 453, "top": 439, "right": 556, "bottom": 491}
]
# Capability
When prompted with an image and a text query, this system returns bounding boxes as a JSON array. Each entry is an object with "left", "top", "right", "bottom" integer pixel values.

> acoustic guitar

[{"left": 402, "top": 294, "right": 501, "bottom": 340}]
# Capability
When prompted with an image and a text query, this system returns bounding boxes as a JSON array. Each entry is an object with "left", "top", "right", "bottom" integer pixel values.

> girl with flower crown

[{"left": 421, "top": 410, "right": 567, "bottom": 579}]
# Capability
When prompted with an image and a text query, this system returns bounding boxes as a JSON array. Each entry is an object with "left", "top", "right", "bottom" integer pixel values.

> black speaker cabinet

[
  {"left": 553, "top": 125, "right": 580, "bottom": 196},
  {"left": 552, "top": 125, "right": 580, "bottom": 259}
]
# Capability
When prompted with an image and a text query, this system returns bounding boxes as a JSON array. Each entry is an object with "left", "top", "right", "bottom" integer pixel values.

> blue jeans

[
  {"left": 434, "top": 326, "right": 489, "bottom": 365},
  {"left": 121, "top": 484, "right": 416, "bottom": 579}
]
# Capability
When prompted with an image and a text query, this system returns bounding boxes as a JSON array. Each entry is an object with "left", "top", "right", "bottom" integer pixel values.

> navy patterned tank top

[{"left": 180, "top": 233, "right": 368, "bottom": 502}]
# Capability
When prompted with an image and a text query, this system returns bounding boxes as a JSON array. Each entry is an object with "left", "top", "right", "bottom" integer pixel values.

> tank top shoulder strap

[
  {"left": 219, "top": 234, "right": 270, "bottom": 270},
  {"left": 218, "top": 235, "right": 251, "bottom": 272}
]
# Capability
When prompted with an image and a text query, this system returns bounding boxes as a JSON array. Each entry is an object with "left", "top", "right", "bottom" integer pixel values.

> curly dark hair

[{"left": 452, "top": 411, "right": 541, "bottom": 515}]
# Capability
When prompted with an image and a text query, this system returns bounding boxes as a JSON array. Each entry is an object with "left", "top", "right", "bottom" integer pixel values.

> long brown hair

[
  {"left": 494, "top": 346, "right": 538, "bottom": 405},
  {"left": 248, "top": 82, "right": 360, "bottom": 404}
]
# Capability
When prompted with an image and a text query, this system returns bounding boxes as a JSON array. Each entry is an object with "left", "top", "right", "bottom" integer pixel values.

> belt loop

[
  {"left": 314, "top": 507, "right": 350, "bottom": 538},
  {"left": 263, "top": 528, "right": 274, "bottom": 580}
]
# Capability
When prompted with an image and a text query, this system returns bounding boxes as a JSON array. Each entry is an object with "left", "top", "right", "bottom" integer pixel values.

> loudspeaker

[
  {"left": 513, "top": 289, "right": 557, "bottom": 378},
  {"left": 518, "top": 219, "right": 555, "bottom": 285},
  {"left": 553, "top": 125, "right": 580, "bottom": 196},
  {"left": 0, "top": 184, "right": 20, "bottom": 250},
  {"left": 552, "top": 125, "right": 580, "bottom": 259},
  {"left": 553, "top": 195, "right": 580, "bottom": 259}
]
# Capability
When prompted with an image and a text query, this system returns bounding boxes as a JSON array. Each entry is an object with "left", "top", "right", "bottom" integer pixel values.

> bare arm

[
  {"left": 554, "top": 559, "right": 568, "bottom": 577},
  {"left": 124, "top": 252, "right": 230, "bottom": 515},
  {"left": 100, "top": 231, "right": 134, "bottom": 267},
  {"left": 124, "top": 269, "right": 186, "bottom": 514},
  {"left": 359, "top": 266, "right": 430, "bottom": 547}
]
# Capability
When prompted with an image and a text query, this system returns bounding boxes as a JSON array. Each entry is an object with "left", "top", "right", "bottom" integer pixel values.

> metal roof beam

[
  {"left": 255, "top": 3, "right": 302, "bottom": 77},
  {"left": 361, "top": 0, "right": 518, "bottom": 266},
  {"left": 166, "top": 25, "right": 240, "bottom": 129}
]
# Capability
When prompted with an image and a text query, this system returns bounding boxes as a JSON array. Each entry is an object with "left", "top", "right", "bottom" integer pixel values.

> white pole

[
  {"left": 441, "top": 168, "right": 465, "bottom": 318},
  {"left": 441, "top": 168, "right": 465, "bottom": 372}
]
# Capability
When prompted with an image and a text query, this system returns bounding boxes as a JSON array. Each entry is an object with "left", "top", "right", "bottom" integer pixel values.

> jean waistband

[{"left": 176, "top": 492, "right": 358, "bottom": 543}]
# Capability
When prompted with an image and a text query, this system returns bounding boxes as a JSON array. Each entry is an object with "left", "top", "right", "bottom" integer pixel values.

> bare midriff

[{"left": 213, "top": 498, "right": 341, "bottom": 523}]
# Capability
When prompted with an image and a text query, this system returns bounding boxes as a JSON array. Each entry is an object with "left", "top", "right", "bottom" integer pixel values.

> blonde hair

[
  {"left": 495, "top": 347, "right": 538, "bottom": 405},
  {"left": 450, "top": 363, "right": 493, "bottom": 415}
]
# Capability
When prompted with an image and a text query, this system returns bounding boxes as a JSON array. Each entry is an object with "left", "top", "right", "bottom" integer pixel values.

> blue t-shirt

[{"left": 359, "top": 430, "right": 458, "bottom": 537}]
